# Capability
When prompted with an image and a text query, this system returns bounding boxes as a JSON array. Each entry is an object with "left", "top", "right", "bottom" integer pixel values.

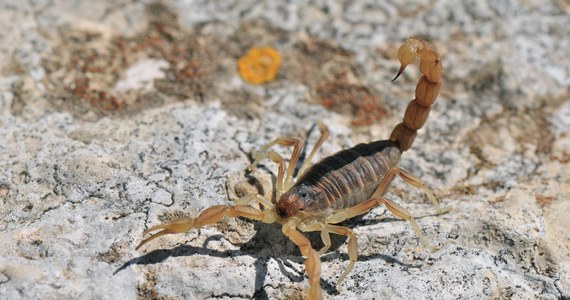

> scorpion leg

[
  {"left": 318, "top": 226, "right": 331, "bottom": 255},
  {"left": 240, "top": 150, "right": 286, "bottom": 204},
  {"left": 298, "top": 122, "right": 329, "bottom": 176},
  {"left": 234, "top": 194, "right": 274, "bottom": 209},
  {"left": 297, "top": 222, "right": 358, "bottom": 291},
  {"left": 235, "top": 150, "right": 279, "bottom": 208},
  {"left": 326, "top": 224, "right": 358, "bottom": 291},
  {"left": 136, "top": 204, "right": 278, "bottom": 250},
  {"left": 377, "top": 196, "right": 436, "bottom": 252},
  {"left": 366, "top": 167, "right": 449, "bottom": 215},
  {"left": 282, "top": 219, "right": 323, "bottom": 300},
  {"left": 393, "top": 167, "right": 451, "bottom": 215},
  {"left": 267, "top": 150, "right": 287, "bottom": 199},
  {"left": 327, "top": 196, "right": 436, "bottom": 252},
  {"left": 248, "top": 137, "right": 304, "bottom": 190},
  {"left": 298, "top": 222, "right": 331, "bottom": 256}
]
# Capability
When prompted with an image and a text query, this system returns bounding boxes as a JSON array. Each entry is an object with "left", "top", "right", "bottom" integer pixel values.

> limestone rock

[{"left": 0, "top": 1, "right": 568, "bottom": 299}]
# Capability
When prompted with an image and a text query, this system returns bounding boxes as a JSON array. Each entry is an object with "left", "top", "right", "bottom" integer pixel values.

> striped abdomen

[{"left": 293, "top": 140, "right": 401, "bottom": 211}]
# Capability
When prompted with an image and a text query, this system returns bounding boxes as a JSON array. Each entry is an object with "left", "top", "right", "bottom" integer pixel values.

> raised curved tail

[{"left": 389, "top": 38, "right": 442, "bottom": 152}]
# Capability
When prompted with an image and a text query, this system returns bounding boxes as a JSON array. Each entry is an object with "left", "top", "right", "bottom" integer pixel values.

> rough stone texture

[{"left": 1, "top": 0, "right": 569, "bottom": 299}]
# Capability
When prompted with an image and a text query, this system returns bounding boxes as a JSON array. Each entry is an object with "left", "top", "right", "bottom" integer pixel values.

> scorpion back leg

[
  {"left": 394, "top": 167, "right": 451, "bottom": 214},
  {"left": 136, "top": 203, "right": 278, "bottom": 250},
  {"left": 370, "top": 167, "right": 448, "bottom": 215},
  {"left": 282, "top": 219, "right": 323, "bottom": 300},
  {"left": 328, "top": 197, "right": 435, "bottom": 252}
]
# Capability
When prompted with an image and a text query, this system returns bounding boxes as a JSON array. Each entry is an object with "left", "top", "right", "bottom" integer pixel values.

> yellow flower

[{"left": 237, "top": 47, "right": 281, "bottom": 84}]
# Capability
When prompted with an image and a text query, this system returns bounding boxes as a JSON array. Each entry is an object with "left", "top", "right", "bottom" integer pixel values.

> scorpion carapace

[{"left": 135, "top": 38, "right": 446, "bottom": 300}]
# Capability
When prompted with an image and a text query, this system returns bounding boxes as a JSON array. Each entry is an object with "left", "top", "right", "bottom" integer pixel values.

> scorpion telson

[{"left": 136, "top": 38, "right": 448, "bottom": 300}]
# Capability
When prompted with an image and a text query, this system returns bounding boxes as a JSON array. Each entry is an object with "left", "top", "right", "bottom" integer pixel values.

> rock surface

[{"left": 0, "top": 0, "right": 569, "bottom": 299}]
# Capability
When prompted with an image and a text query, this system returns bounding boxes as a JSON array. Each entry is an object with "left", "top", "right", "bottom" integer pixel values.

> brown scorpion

[{"left": 136, "top": 38, "right": 447, "bottom": 299}]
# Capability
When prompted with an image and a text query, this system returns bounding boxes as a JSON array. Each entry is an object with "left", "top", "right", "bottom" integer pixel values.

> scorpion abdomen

[{"left": 295, "top": 140, "right": 401, "bottom": 211}]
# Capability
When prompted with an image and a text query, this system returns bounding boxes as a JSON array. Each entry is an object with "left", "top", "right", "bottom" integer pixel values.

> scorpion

[{"left": 136, "top": 38, "right": 447, "bottom": 299}]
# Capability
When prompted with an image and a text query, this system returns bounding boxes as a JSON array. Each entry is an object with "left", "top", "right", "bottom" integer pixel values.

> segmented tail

[{"left": 389, "top": 38, "right": 443, "bottom": 152}]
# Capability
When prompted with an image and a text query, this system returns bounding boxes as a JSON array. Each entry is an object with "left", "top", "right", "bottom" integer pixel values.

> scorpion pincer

[{"left": 135, "top": 38, "right": 448, "bottom": 299}]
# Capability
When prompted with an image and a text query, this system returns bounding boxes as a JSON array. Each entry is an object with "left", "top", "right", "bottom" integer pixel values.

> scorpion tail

[{"left": 389, "top": 38, "right": 443, "bottom": 152}]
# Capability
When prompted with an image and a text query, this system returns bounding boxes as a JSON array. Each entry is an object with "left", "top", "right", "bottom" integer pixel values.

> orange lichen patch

[
  {"left": 535, "top": 194, "right": 555, "bottom": 207},
  {"left": 237, "top": 47, "right": 282, "bottom": 84},
  {"left": 316, "top": 70, "right": 387, "bottom": 127}
]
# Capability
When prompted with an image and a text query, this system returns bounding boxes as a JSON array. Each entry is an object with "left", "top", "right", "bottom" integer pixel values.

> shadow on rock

[{"left": 115, "top": 219, "right": 424, "bottom": 297}]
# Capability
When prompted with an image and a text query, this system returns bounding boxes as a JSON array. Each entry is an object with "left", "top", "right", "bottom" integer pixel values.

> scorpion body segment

[{"left": 135, "top": 38, "right": 446, "bottom": 300}]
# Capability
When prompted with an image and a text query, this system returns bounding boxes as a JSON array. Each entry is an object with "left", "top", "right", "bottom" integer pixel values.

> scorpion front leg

[
  {"left": 282, "top": 219, "right": 323, "bottom": 300},
  {"left": 297, "top": 222, "right": 331, "bottom": 256},
  {"left": 248, "top": 137, "right": 303, "bottom": 190},
  {"left": 298, "top": 122, "right": 329, "bottom": 176},
  {"left": 249, "top": 123, "right": 329, "bottom": 191},
  {"left": 136, "top": 203, "right": 278, "bottom": 250},
  {"left": 326, "top": 224, "right": 358, "bottom": 291},
  {"left": 298, "top": 222, "right": 358, "bottom": 292}
]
